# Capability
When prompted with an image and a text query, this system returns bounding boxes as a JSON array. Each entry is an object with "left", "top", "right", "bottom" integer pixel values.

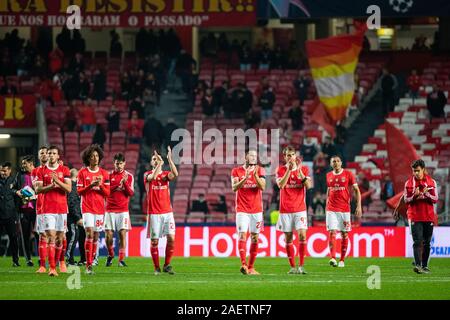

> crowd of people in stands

[{"left": 199, "top": 32, "right": 308, "bottom": 71}]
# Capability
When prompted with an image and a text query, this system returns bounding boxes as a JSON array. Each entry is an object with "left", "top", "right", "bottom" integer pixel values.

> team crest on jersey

[
  {"left": 58, "top": 173, "right": 63, "bottom": 178},
  {"left": 341, "top": 178, "right": 346, "bottom": 182}
]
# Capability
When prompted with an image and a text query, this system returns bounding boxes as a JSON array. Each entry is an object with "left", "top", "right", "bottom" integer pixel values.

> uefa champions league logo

[{"left": 389, "top": 0, "right": 414, "bottom": 13}]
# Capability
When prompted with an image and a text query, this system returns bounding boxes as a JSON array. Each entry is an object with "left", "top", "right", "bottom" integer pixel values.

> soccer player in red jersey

[
  {"left": 326, "top": 155, "right": 362, "bottom": 268},
  {"left": 32, "top": 146, "right": 49, "bottom": 273},
  {"left": 231, "top": 149, "right": 266, "bottom": 275},
  {"left": 105, "top": 153, "right": 134, "bottom": 267},
  {"left": 35, "top": 146, "right": 71, "bottom": 276},
  {"left": 144, "top": 147, "right": 178, "bottom": 275},
  {"left": 276, "top": 146, "right": 312, "bottom": 274},
  {"left": 77, "top": 144, "right": 110, "bottom": 274},
  {"left": 403, "top": 159, "right": 438, "bottom": 274}
]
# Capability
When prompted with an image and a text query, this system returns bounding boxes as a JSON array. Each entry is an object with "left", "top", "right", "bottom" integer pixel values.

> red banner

[
  {"left": 0, "top": 0, "right": 257, "bottom": 27},
  {"left": 385, "top": 122, "right": 419, "bottom": 194},
  {"left": 127, "top": 226, "right": 406, "bottom": 258},
  {"left": 0, "top": 95, "right": 36, "bottom": 128}
]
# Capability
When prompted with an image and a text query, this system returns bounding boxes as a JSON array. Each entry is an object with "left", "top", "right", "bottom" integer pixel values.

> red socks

[
  {"left": 150, "top": 244, "right": 160, "bottom": 269},
  {"left": 285, "top": 243, "right": 296, "bottom": 268},
  {"left": 329, "top": 233, "right": 337, "bottom": 259},
  {"left": 92, "top": 241, "right": 98, "bottom": 261},
  {"left": 164, "top": 242, "right": 174, "bottom": 267},
  {"left": 61, "top": 238, "right": 67, "bottom": 262},
  {"left": 238, "top": 240, "right": 247, "bottom": 266},
  {"left": 299, "top": 240, "right": 306, "bottom": 267},
  {"left": 108, "top": 244, "right": 114, "bottom": 257},
  {"left": 85, "top": 238, "right": 93, "bottom": 266},
  {"left": 48, "top": 243, "right": 56, "bottom": 269},
  {"left": 248, "top": 242, "right": 258, "bottom": 269},
  {"left": 119, "top": 249, "right": 125, "bottom": 262},
  {"left": 39, "top": 238, "right": 47, "bottom": 267},
  {"left": 341, "top": 237, "right": 348, "bottom": 261},
  {"left": 55, "top": 245, "right": 62, "bottom": 263}
]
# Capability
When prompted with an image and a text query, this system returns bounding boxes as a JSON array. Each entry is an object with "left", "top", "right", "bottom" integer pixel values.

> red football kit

[
  {"left": 326, "top": 169, "right": 357, "bottom": 213},
  {"left": 231, "top": 166, "right": 265, "bottom": 214},
  {"left": 277, "top": 165, "right": 309, "bottom": 213},
  {"left": 77, "top": 167, "right": 110, "bottom": 214},
  {"left": 144, "top": 170, "right": 172, "bottom": 214},
  {"left": 106, "top": 170, "right": 134, "bottom": 213},
  {"left": 404, "top": 175, "right": 438, "bottom": 222},
  {"left": 36, "top": 164, "right": 71, "bottom": 214}
]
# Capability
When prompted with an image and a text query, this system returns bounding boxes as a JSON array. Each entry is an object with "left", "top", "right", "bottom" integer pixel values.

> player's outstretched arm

[
  {"left": 353, "top": 184, "right": 362, "bottom": 217},
  {"left": 393, "top": 195, "right": 405, "bottom": 220},
  {"left": 166, "top": 146, "right": 179, "bottom": 181}
]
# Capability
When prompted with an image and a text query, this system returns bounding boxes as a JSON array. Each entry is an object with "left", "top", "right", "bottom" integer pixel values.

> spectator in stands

[
  {"left": 110, "top": 30, "right": 123, "bottom": 58},
  {"left": 145, "top": 73, "right": 160, "bottom": 106},
  {"left": 244, "top": 109, "right": 261, "bottom": 130},
  {"left": 258, "top": 42, "right": 272, "bottom": 70},
  {"left": 48, "top": 47, "right": 64, "bottom": 75},
  {"left": 288, "top": 100, "right": 304, "bottom": 130},
  {"left": 321, "top": 136, "right": 337, "bottom": 163},
  {"left": 61, "top": 73, "right": 79, "bottom": 102},
  {"left": 135, "top": 28, "right": 148, "bottom": 55},
  {"left": 311, "top": 191, "right": 326, "bottom": 218},
  {"left": 129, "top": 96, "right": 145, "bottom": 119},
  {"left": 15, "top": 47, "right": 31, "bottom": 77},
  {"left": 287, "top": 40, "right": 302, "bottom": 69},
  {"left": 92, "top": 68, "right": 106, "bottom": 102},
  {"left": 92, "top": 124, "right": 106, "bottom": 149},
  {"left": 293, "top": 70, "right": 310, "bottom": 106},
  {"left": 64, "top": 101, "right": 78, "bottom": 132},
  {"left": 217, "top": 32, "right": 230, "bottom": 53},
  {"left": 357, "top": 172, "right": 372, "bottom": 211},
  {"left": 259, "top": 85, "right": 276, "bottom": 121},
  {"left": 313, "top": 152, "right": 328, "bottom": 194},
  {"left": 271, "top": 46, "right": 287, "bottom": 70},
  {"left": 380, "top": 175, "right": 394, "bottom": 206},
  {"left": 407, "top": 69, "right": 421, "bottom": 104},
  {"left": 202, "top": 33, "right": 218, "bottom": 58},
  {"left": 300, "top": 136, "right": 318, "bottom": 162},
  {"left": 106, "top": 104, "right": 120, "bottom": 137},
  {"left": 0, "top": 77, "right": 18, "bottom": 95},
  {"left": 32, "top": 54, "right": 46, "bottom": 78},
  {"left": 164, "top": 118, "right": 179, "bottom": 150},
  {"left": 213, "top": 81, "right": 229, "bottom": 115},
  {"left": 78, "top": 72, "right": 90, "bottom": 101},
  {"left": 79, "top": 99, "right": 96, "bottom": 133},
  {"left": 279, "top": 121, "right": 292, "bottom": 146},
  {"left": 72, "top": 30, "right": 86, "bottom": 54},
  {"left": 426, "top": 85, "right": 447, "bottom": 119},
  {"left": 191, "top": 194, "right": 209, "bottom": 215},
  {"left": 177, "top": 49, "right": 196, "bottom": 95},
  {"left": 143, "top": 113, "right": 164, "bottom": 150},
  {"left": 202, "top": 88, "right": 215, "bottom": 117},
  {"left": 38, "top": 75, "right": 55, "bottom": 107},
  {"left": 381, "top": 68, "right": 398, "bottom": 116},
  {"left": 56, "top": 27, "right": 72, "bottom": 56},
  {"left": 412, "top": 35, "right": 429, "bottom": 51},
  {"left": 8, "top": 29, "right": 24, "bottom": 57},
  {"left": 68, "top": 52, "right": 85, "bottom": 76},
  {"left": 213, "top": 195, "right": 227, "bottom": 215},
  {"left": 239, "top": 44, "right": 252, "bottom": 71},
  {"left": 120, "top": 72, "right": 132, "bottom": 101},
  {"left": 127, "top": 111, "right": 144, "bottom": 144}
]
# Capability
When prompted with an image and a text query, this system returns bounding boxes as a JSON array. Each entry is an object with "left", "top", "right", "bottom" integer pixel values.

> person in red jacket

[
  {"left": 407, "top": 69, "right": 421, "bottom": 104},
  {"left": 403, "top": 159, "right": 438, "bottom": 274}
]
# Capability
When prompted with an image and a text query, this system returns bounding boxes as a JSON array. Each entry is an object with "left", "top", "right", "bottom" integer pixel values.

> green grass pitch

[{"left": 1, "top": 257, "right": 449, "bottom": 300}]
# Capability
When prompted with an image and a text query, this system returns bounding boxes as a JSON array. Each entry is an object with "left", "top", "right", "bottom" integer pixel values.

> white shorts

[
  {"left": 146, "top": 213, "right": 175, "bottom": 239},
  {"left": 83, "top": 213, "right": 105, "bottom": 232},
  {"left": 43, "top": 214, "right": 67, "bottom": 232},
  {"left": 35, "top": 214, "right": 45, "bottom": 234},
  {"left": 236, "top": 212, "right": 264, "bottom": 234},
  {"left": 276, "top": 211, "right": 308, "bottom": 232},
  {"left": 326, "top": 211, "right": 351, "bottom": 232},
  {"left": 104, "top": 212, "right": 131, "bottom": 231}
]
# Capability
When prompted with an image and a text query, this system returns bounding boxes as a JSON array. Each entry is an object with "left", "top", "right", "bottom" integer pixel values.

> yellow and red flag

[{"left": 306, "top": 25, "right": 366, "bottom": 122}]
